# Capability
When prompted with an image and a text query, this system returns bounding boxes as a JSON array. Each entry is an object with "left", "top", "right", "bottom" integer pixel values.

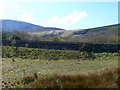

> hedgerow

[{"left": 2, "top": 46, "right": 118, "bottom": 60}]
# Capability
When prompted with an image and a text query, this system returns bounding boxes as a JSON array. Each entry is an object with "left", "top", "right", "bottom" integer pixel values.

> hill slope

[
  {"left": 1, "top": 19, "right": 119, "bottom": 43},
  {"left": 28, "top": 24, "right": 119, "bottom": 43},
  {"left": 1, "top": 20, "right": 64, "bottom": 32},
  {"left": 69, "top": 24, "right": 119, "bottom": 43}
]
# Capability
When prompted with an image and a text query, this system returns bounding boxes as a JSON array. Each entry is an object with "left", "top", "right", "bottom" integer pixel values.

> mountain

[
  {"left": 1, "top": 19, "right": 64, "bottom": 32},
  {"left": 68, "top": 24, "right": 120, "bottom": 43},
  {"left": 73, "top": 24, "right": 119, "bottom": 35},
  {"left": 1, "top": 19, "right": 119, "bottom": 44},
  {"left": 25, "top": 23, "right": 119, "bottom": 43}
]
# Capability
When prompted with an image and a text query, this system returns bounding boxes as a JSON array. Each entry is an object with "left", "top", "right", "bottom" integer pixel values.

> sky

[{"left": 0, "top": 0, "right": 118, "bottom": 30}]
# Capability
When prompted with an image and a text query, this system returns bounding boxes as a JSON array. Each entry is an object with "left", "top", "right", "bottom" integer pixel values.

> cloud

[
  {"left": 14, "top": 4, "right": 35, "bottom": 24},
  {"left": 0, "top": 1, "right": 7, "bottom": 16},
  {"left": 20, "top": 11, "right": 34, "bottom": 23},
  {"left": 48, "top": 10, "right": 88, "bottom": 25},
  {"left": 14, "top": 4, "right": 20, "bottom": 9},
  {"left": 0, "top": 0, "right": 36, "bottom": 24}
]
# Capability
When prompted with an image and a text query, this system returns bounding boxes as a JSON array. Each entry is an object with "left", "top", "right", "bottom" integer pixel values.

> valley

[
  {"left": 1, "top": 20, "right": 119, "bottom": 44},
  {"left": 1, "top": 19, "right": 119, "bottom": 88}
]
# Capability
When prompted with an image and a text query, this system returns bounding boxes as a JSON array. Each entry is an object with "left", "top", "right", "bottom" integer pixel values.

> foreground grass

[
  {"left": 2, "top": 57, "right": 118, "bottom": 88},
  {"left": 26, "top": 67, "right": 119, "bottom": 88}
]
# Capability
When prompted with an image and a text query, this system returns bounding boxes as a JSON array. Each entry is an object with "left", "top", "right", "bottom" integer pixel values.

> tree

[
  {"left": 80, "top": 43, "right": 89, "bottom": 51},
  {"left": 2, "top": 32, "right": 7, "bottom": 40},
  {"left": 9, "top": 31, "right": 31, "bottom": 40},
  {"left": 10, "top": 35, "right": 21, "bottom": 40}
]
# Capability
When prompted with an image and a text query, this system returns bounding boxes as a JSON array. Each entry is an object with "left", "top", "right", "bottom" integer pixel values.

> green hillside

[
  {"left": 28, "top": 24, "right": 119, "bottom": 43},
  {"left": 3, "top": 24, "right": 119, "bottom": 44}
]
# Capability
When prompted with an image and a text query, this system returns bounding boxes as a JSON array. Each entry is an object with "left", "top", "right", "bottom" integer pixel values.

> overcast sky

[{"left": 0, "top": 0, "right": 118, "bottom": 30}]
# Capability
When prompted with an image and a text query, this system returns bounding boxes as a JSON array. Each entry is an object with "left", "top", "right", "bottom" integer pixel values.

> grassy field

[{"left": 2, "top": 46, "right": 119, "bottom": 88}]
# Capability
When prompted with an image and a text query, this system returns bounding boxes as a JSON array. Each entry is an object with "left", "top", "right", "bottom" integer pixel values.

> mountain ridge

[
  {"left": 1, "top": 19, "right": 119, "bottom": 44},
  {"left": 1, "top": 19, "right": 64, "bottom": 32}
]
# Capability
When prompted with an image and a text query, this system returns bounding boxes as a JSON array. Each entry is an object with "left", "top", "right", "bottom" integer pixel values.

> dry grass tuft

[
  {"left": 25, "top": 67, "right": 119, "bottom": 88},
  {"left": 22, "top": 76, "right": 35, "bottom": 84}
]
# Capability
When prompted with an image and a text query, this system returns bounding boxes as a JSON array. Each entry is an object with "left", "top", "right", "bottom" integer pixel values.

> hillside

[
  {"left": 30, "top": 24, "right": 119, "bottom": 44},
  {"left": 1, "top": 19, "right": 64, "bottom": 32},
  {"left": 69, "top": 24, "right": 119, "bottom": 43},
  {"left": 1, "top": 19, "right": 119, "bottom": 44}
]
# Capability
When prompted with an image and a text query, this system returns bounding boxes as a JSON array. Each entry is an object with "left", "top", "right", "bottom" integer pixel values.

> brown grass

[
  {"left": 25, "top": 67, "right": 119, "bottom": 88},
  {"left": 22, "top": 76, "right": 35, "bottom": 84}
]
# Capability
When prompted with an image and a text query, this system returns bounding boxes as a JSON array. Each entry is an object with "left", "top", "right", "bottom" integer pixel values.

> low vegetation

[{"left": 2, "top": 46, "right": 118, "bottom": 60}]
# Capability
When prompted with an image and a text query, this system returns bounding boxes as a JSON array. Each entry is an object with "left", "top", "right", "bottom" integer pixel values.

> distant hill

[
  {"left": 1, "top": 19, "right": 119, "bottom": 44},
  {"left": 1, "top": 19, "right": 64, "bottom": 32},
  {"left": 69, "top": 24, "right": 119, "bottom": 43},
  {"left": 28, "top": 24, "right": 119, "bottom": 44},
  {"left": 73, "top": 24, "right": 119, "bottom": 35}
]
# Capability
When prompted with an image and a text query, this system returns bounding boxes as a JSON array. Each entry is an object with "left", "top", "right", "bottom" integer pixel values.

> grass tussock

[
  {"left": 22, "top": 73, "right": 38, "bottom": 84},
  {"left": 25, "top": 67, "right": 120, "bottom": 88},
  {"left": 22, "top": 76, "right": 35, "bottom": 84}
]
